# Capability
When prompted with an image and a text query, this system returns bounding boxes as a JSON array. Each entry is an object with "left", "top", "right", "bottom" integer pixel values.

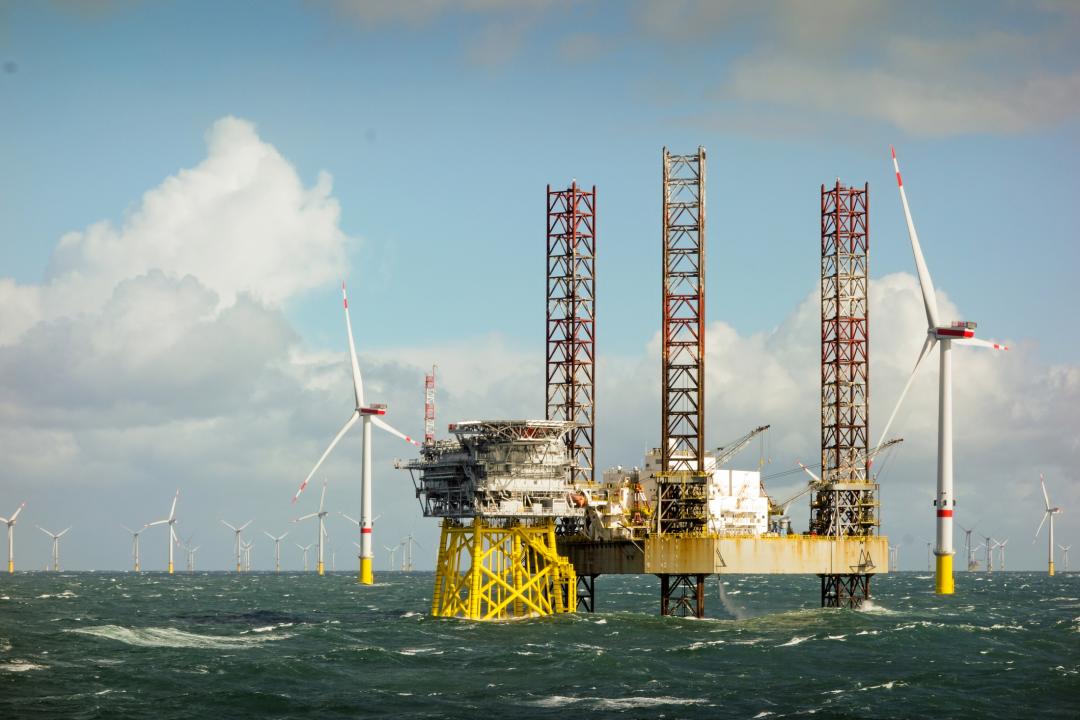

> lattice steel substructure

[
  {"left": 660, "top": 148, "right": 706, "bottom": 478},
  {"left": 424, "top": 366, "right": 436, "bottom": 446},
  {"left": 656, "top": 147, "right": 709, "bottom": 617},
  {"left": 398, "top": 420, "right": 580, "bottom": 619},
  {"left": 546, "top": 183, "right": 596, "bottom": 491},
  {"left": 816, "top": 181, "right": 877, "bottom": 607}
]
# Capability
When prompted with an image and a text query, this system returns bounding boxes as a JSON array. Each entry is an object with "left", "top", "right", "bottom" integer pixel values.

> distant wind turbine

[
  {"left": 145, "top": 490, "right": 180, "bottom": 574},
  {"left": 121, "top": 525, "right": 143, "bottom": 572},
  {"left": 264, "top": 531, "right": 288, "bottom": 574},
  {"left": 292, "top": 283, "right": 420, "bottom": 586},
  {"left": 294, "top": 479, "right": 331, "bottom": 576},
  {"left": 1034, "top": 474, "right": 1063, "bottom": 576},
  {"left": 296, "top": 543, "right": 313, "bottom": 572},
  {"left": 222, "top": 519, "right": 252, "bottom": 573},
  {"left": 1, "top": 502, "right": 26, "bottom": 573},
  {"left": 37, "top": 526, "right": 71, "bottom": 571},
  {"left": 383, "top": 543, "right": 398, "bottom": 571},
  {"left": 1058, "top": 544, "right": 1071, "bottom": 573}
]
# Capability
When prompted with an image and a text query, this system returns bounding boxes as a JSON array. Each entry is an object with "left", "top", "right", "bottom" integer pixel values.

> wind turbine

[
  {"left": 1, "top": 502, "right": 26, "bottom": 573},
  {"left": 121, "top": 525, "right": 143, "bottom": 572},
  {"left": 296, "top": 543, "right": 313, "bottom": 572},
  {"left": 960, "top": 524, "right": 978, "bottom": 572},
  {"left": 984, "top": 536, "right": 995, "bottom": 573},
  {"left": 294, "top": 479, "right": 331, "bottom": 576},
  {"left": 222, "top": 520, "right": 252, "bottom": 573},
  {"left": 993, "top": 538, "right": 1008, "bottom": 572},
  {"left": 292, "top": 282, "right": 420, "bottom": 586},
  {"left": 264, "top": 531, "right": 288, "bottom": 573},
  {"left": 145, "top": 490, "right": 180, "bottom": 574},
  {"left": 877, "top": 147, "right": 1009, "bottom": 595},
  {"left": 401, "top": 534, "right": 421, "bottom": 572},
  {"left": 1059, "top": 544, "right": 1071, "bottom": 573},
  {"left": 1034, "top": 474, "right": 1063, "bottom": 576},
  {"left": 37, "top": 526, "right": 71, "bottom": 571},
  {"left": 888, "top": 545, "right": 899, "bottom": 573},
  {"left": 189, "top": 545, "right": 200, "bottom": 572},
  {"left": 383, "top": 543, "right": 398, "bottom": 571},
  {"left": 241, "top": 540, "right": 253, "bottom": 572}
]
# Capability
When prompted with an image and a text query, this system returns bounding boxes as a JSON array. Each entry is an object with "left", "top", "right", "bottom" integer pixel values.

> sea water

[{"left": 1, "top": 571, "right": 1076, "bottom": 718}]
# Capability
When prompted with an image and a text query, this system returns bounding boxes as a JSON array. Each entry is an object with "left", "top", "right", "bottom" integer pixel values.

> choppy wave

[
  {"left": 1, "top": 659, "right": 47, "bottom": 672},
  {"left": 528, "top": 695, "right": 706, "bottom": 709},
  {"left": 68, "top": 625, "right": 290, "bottom": 649}
]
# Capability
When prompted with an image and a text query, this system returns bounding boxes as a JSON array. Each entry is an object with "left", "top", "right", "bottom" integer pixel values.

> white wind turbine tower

[
  {"left": 1, "top": 502, "right": 26, "bottom": 574},
  {"left": 401, "top": 534, "right": 421, "bottom": 572},
  {"left": 292, "top": 283, "right": 420, "bottom": 586},
  {"left": 264, "top": 531, "right": 288, "bottom": 574},
  {"left": 984, "top": 536, "right": 995, "bottom": 573},
  {"left": 241, "top": 540, "right": 253, "bottom": 572},
  {"left": 296, "top": 543, "right": 313, "bottom": 572},
  {"left": 1034, "top": 474, "right": 1063, "bottom": 576},
  {"left": 222, "top": 520, "right": 252, "bottom": 573},
  {"left": 960, "top": 524, "right": 978, "bottom": 572},
  {"left": 121, "top": 525, "right": 143, "bottom": 572},
  {"left": 383, "top": 544, "right": 398, "bottom": 571},
  {"left": 1059, "top": 544, "right": 1071, "bottom": 573},
  {"left": 37, "top": 526, "right": 71, "bottom": 571},
  {"left": 145, "top": 490, "right": 180, "bottom": 574},
  {"left": 294, "top": 479, "right": 331, "bottom": 576},
  {"left": 877, "top": 147, "right": 1009, "bottom": 595},
  {"left": 993, "top": 538, "right": 1008, "bottom": 572},
  {"left": 189, "top": 545, "right": 200, "bottom": 572}
]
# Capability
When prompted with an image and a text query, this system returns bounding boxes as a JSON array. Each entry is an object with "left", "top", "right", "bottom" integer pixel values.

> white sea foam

[
  {"left": 1, "top": 660, "right": 46, "bottom": 672},
  {"left": 250, "top": 622, "right": 293, "bottom": 633},
  {"left": 593, "top": 618, "right": 607, "bottom": 624},
  {"left": 825, "top": 634, "right": 847, "bottom": 641},
  {"left": 528, "top": 695, "right": 705, "bottom": 709},
  {"left": 753, "top": 712, "right": 775, "bottom": 718},
  {"left": 397, "top": 647, "right": 443, "bottom": 656},
  {"left": 777, "top": 635, "right": 812, "bottom": 647},
  {"left": 68, "top": 625, "right": 289, "bottom": 649}
]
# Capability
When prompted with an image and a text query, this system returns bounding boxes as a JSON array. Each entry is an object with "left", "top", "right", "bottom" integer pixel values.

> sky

[{"left": 0, "top": 0, "right": 1078, "bottom": 573}]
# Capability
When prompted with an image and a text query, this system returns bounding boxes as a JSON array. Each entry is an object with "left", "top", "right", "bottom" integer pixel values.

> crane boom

[{"left": 712, "top": 424, "right": 770, "bottom": 467}]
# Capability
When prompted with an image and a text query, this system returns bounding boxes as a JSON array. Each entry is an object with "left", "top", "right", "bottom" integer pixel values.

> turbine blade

[
  {"left": 146, "top": 519, "right": 167, "bottom": 528},
  {"left": 221, "top": 520, "right": 237, "bottom": 531},
  {"left": 169, "top": 490, "right": 179, "bottom": 520},
  {"left": 954, "top": 336, "right": 1009, "bottom": 351},
  {"left": 371, "top": 416, "right": 421, "bottom": 447},
  {"left": 294, "top": 412, "right": 361, "bottom": 503},
  {"left": 1034, "top": 511, "right": 1048, "bottom": 540},
  {"left": 341, "top": 512, "right": 359, "bottom": 525},
  {"left": 295, "top": 513, "right": 317, "bottom": 522},
  {"left": 1040, "top": 474, "right": 1051, "bottom": 511},
  {"left": 796, "top": 461, "right": 821, "bottom": 484},
  {"left": 264, "top": 532, "right": 276, "bottom": 541},
  {"left": 342, "top": 282, "right": 365, "bottom": 409},
  {"left": 239, "top": 520, "right": 253, "bottom": 531},
  {"left": 10, "top": 503, "right": 25, "bottom": 522},
  {"left": 892, "top": 146, "right": 940, "bottom": 328},
  {"left": 873, "top": 334, "right": 937, "bottom": 459},
  {"left": 38, "top": 526, "right": 53, "bottom": 537},
  {"left": 58, "top": 527, "right": 71, "bottom": 538},
  {"left": 320, "top": 479, "right": 327, "bottom": 513}
]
